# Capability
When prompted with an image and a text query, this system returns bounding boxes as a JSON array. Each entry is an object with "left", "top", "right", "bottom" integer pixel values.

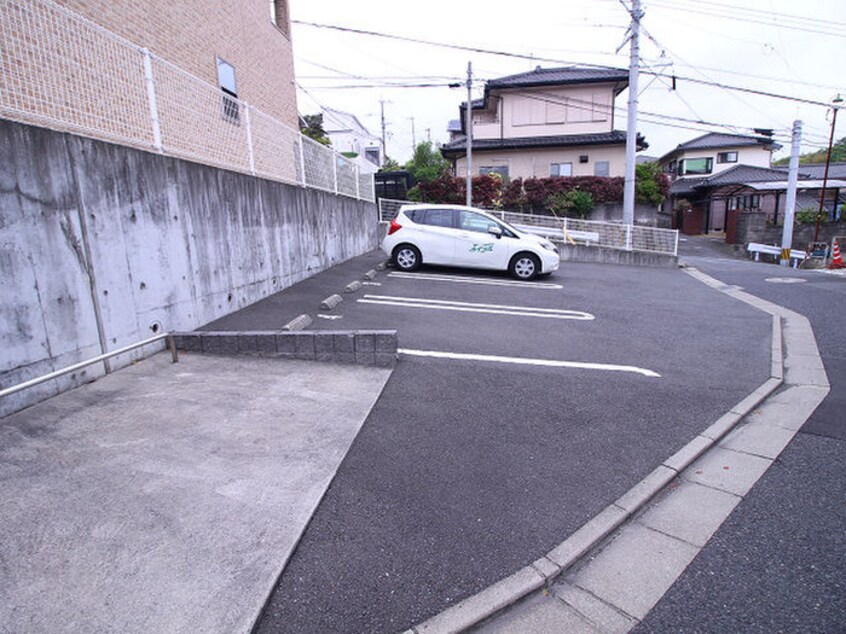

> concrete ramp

[{"left": 0, "top": 352, "right": 391, "bottom": 633}]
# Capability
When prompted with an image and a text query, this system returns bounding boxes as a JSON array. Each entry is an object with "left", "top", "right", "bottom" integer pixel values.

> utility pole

[
  {"left": 622, "top": 0, "right": 642, "bottom": 232},
  {"left": 426, "top": 127, "right": 431, "bottom": 143},
  {"left": 780, "top": 120, "right": 802, "bottom": 266},
  {"left": 813, "top": 94, "right": 843, "bottom": 244},
  {"left": 408, "top": 117, "right": 416, "bottom": 150},
  {"left": 466, "top": 61, "right": 474, "bottom": 207},
  {"left": 379, "top": 98, "right": 388, "bottom": 161}
]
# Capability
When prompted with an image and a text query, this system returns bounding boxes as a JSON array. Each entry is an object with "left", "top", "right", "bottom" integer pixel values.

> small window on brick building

[
  {"left": 216, "top": 57, "right": 240, "bottom": 124},
  {"left": 270, "top": 0, "right": 290, "bottom": 37}
]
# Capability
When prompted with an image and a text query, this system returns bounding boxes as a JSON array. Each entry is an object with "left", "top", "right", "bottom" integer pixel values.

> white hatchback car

[{"left": 381, "top": 204, "right": 559, "bottom": 280}]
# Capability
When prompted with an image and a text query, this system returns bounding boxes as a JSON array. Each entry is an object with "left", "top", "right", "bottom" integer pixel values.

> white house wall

[
  {"left": 472, "top": 84, "right": 617, "bottom": 141},
  {"left": 456, "top": 144, "right": 627, "bottom": 180}
]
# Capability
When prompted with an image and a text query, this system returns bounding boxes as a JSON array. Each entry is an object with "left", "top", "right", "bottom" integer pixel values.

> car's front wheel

[
  {"left": 393, "top": 244, "right": 421, "bottom": 271},
  {"left": 509, "top": 252, "right": 540, "bottom": 280}
]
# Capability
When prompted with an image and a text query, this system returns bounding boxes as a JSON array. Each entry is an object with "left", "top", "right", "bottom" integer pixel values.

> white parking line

[
  {"left": 398, "top": 349, "right": 661, "bottom": 378},
  {"left": 388, "top": 271, "right": 563, "bottom": 289},
  {"left": 358, "top": 295, "right": 593, "bottom": 320}
]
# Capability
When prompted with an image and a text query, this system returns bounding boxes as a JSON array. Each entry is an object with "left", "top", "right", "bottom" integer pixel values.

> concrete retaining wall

[
  {"left": 0, "top": 119, "right": 377, "bottom": 416},
  {"left": 557, "top": 244, "right": 678, "bottom": 267}
]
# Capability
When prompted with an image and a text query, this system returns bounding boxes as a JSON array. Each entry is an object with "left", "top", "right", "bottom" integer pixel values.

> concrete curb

[
  {"left": 363, "top": 269, "right": 377, "bottom": 280},
  {"left": 345, "top": 280, "right": 363, "bottom": 293},
  {"left": 172, "top": 330, "right": 398, "bottom": 367},
  {"left": 407, "top": 267, "right": 785, "bottom": 634}
]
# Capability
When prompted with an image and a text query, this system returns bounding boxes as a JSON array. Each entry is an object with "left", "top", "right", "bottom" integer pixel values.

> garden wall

[{"left": 735, "top": 212, "right": 846, "bottom": 249}]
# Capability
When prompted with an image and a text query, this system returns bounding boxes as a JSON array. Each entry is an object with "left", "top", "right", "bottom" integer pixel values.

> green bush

[
  {"left": 795, "top": 207, "right": 818, "bottom": 224},
  {"left": 545, "top": 189, "right": 594, "bottom": 218}
]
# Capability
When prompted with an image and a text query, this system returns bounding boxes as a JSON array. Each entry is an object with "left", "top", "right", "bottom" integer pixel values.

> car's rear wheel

[
  {"left": 509, "top": 252, "right": 540, "bottom": 280},
  {"left": 393, "top": 244, "right": 421, "bottom": 271}
]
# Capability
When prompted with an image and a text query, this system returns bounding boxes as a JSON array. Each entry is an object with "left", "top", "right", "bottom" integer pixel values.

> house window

[
  {"left": 594, "top": 161, "right": 610, "bottom": 177},
  {"left": 718, "top": 151, "right": 738, "bottom": 164},
  {"left": 733, "top": 194, "right": 762, "bottom": 210},
  {"left": 270, "top": 0, "right": 289, "bottom": 36},
  {"left": 480, "top": 165, "right": 509, "bottom": 181},
  {"left": 665, "top": 159, "right": 677, "bottom": 174},
  {"left": 550, "top": 162, "right": 572, "bottom": 177},
  {"left": 679, "top": 157, "right": 713, "bottom": 175},
  {"left": 364, "top": 147, "right": 381, "bottom": 166},
  {"left": 216, "top": 57, "right": 239, "bottom": 124}
]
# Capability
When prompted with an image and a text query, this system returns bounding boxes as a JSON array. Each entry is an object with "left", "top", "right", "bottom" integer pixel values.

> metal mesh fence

[
  {"left": 249, "top": 106, "right": 302, "bottom": 185},
  {"left": 0, "top": 0, "right": 372, "bottom": 203},
  {"left": 358, "top": 170, "right": 375, "bottom": 203},
  {"left": 151, "top": 56, "right": 253, "bottom": 173},
  {"left": 302, "top": 135, "right": 335, "bottom": 193},
  {"left": 336, "top": 154, "right": 358, "bottom": 198},
  {"left": 378, "top": 198, "right": 410, "bottom": 222},
  {"left": 500, "top": 211, "right": 679, "bottom": 255},
  {"left": 1, "top": 0, "right": 152, "bottom": 149}
]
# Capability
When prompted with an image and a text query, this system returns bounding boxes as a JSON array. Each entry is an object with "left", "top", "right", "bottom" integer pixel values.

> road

[
  {"left": 633, "top": 236, "right": 846, "bottom": 633},
  {"left": 204, "top": 248, "right": 774, "bottom": 633}
]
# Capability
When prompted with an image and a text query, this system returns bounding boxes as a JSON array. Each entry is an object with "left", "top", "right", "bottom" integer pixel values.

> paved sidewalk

[{"left": 0, "top": 352, "right": 391, "bottom": 633}]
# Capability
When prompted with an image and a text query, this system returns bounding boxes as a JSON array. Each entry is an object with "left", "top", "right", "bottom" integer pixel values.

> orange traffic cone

[{"left": 829, "top": 238, "right": 845, "bottom": 269}]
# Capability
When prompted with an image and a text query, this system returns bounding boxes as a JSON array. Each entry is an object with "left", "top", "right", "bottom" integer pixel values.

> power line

[
  {"left": 292, "top": 20, "right": 834, "bottom": 108},
  {"left": 648, "top": 0, "right": 846, "bottom": 38},
  {"left": 696, "top": 0, "right": 846, "bottom": 27}
]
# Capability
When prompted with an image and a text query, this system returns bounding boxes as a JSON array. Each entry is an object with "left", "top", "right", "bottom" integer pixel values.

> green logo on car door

[{"left": 469, "top": 243, "right": 494, "bottom": 253}]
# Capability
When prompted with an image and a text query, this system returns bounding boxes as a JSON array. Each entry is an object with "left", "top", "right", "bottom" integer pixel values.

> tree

[
  {"left": 635, "top": 161, "right": 670, "bottom": 204},
  {"left": 300, "top": 114, "right": 331, "bottom": 146},
  {"left": 404, "top": 141, "right": 449, "bottom": 184},
  {"left": 378, "top": 157, "right": 402, "bottom": 172},
  {"left": 773, "top": 136, "right": 846, "bottom": 165}
]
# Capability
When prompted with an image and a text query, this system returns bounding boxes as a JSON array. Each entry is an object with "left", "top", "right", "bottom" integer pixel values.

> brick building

[
  {"left": 54, "top": 0, "right": 297, "bottom": 130},
  {"left": 2, "top": 0, "right": 303, "bottom": 183}
]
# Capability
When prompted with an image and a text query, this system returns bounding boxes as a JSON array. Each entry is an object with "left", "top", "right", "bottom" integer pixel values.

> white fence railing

[
  {"left": 377, "top": 199, "right": 679, "bottom": 256},
  {"left": 0, "top": 0, "right": 374, "bottom": 203}
]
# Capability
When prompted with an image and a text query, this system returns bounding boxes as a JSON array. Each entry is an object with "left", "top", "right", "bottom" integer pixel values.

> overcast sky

[{"left": 290, "top": 0, "right": 846, "bottom": 164}]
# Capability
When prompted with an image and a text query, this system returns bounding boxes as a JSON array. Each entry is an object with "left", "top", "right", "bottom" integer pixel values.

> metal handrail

[{"left": 0, "top": 333, "right": 178, "bottom": 399}]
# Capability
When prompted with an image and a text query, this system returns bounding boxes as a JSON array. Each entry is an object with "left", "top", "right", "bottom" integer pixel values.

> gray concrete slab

[
  {"left": 637, "top": 480, "right": 741, "bottom": 548},
  {"left": 682, "top": 447, "right": 773, "bottom": 497},
  {"left": 565, "top": 523, "right": 699, "bottom": 621},
  {"left": 0, "top": 352, "right": 391, "bottom": 634},
  {"left": 721, "top": 420, "right": 800, "bottom": 460},
  {"left": 473, "top": 591, "right": 603, "bottom": 634},
  {"left": 554, "top": 583, "right": 639, "bottom": 634}
]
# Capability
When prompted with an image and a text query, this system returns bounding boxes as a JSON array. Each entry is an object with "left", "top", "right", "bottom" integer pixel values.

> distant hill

[{"left": 774, "top": 136, "right": 846, "bottom": 165}]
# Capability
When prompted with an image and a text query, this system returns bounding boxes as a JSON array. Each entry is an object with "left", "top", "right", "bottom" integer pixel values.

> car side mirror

[{"left": 488, "top": 225, "right": 503, "bottom": 239}]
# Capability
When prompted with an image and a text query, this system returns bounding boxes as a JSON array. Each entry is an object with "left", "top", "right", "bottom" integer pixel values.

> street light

[{"left": 813, "top": 93, "right": 844, "bottom": 244}]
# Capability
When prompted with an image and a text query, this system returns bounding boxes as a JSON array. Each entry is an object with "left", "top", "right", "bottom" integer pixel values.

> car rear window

[{"left": 419, "top": 209, "right": 455, "bottom": 228}]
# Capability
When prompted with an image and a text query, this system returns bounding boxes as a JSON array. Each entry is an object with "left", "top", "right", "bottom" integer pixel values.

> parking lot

[{"left": 214, "top": 251, "right": 775, "bottom": 634}]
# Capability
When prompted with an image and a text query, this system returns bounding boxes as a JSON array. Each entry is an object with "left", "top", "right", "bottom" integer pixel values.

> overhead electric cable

[{"left": 292, "top": 20, "right": 834, "bottom": 108}]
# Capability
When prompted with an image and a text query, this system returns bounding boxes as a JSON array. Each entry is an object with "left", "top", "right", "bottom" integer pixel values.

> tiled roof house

[{"left": 441, "top": 66, "right": 646, "bottom": 181}]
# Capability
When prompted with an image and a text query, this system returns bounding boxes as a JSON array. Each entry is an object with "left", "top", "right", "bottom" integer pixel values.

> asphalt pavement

[
  {"left": 632, "top": 235, "right": 846, "bottom": 633},
  {"left": 224, "top": 249, "right": 774, "bottom": 633}
]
